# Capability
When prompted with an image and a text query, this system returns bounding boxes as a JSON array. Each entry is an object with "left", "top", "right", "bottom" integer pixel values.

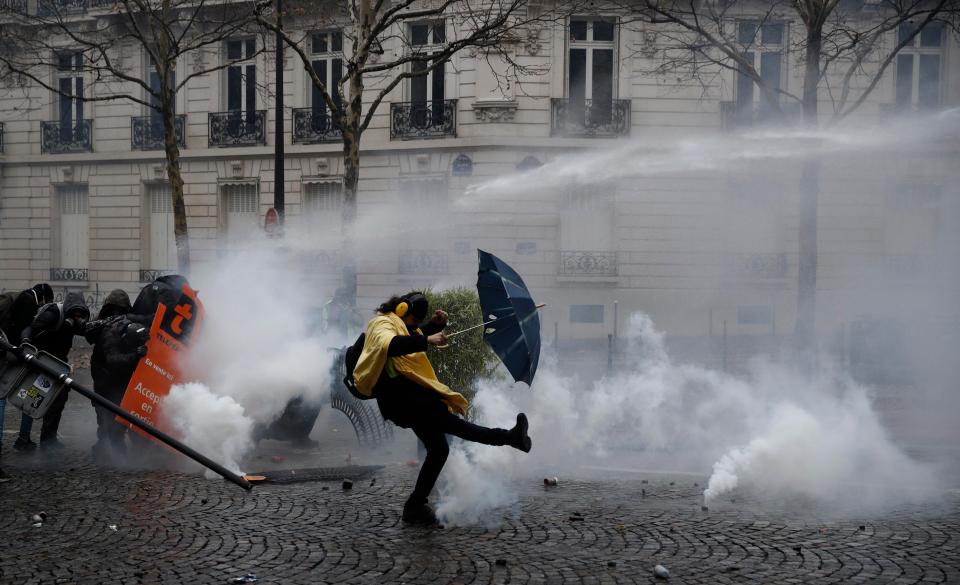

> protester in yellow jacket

[{"left": 353, "top": 291, "right": 532, "bottom": 526}]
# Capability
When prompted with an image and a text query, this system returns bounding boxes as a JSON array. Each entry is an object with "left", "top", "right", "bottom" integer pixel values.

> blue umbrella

[{"left": 447, "top": 250, "right": 542, "bottom": 385}]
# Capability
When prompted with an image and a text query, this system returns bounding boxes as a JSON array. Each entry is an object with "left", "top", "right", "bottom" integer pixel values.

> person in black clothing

[
  {"left": 19, "top": 291, "right": 90, "bottom": 450},
  {"left": 2, "top": 283, "right": 54, "bottom": 454},
  {"left": 358, "top": 292, "right": 532, "bottom": 526},
  {"left": 85, "top": 289, "right": 148, "bottom": 464}
]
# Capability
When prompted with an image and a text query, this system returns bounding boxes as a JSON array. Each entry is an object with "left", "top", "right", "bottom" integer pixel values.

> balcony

[
  {"left": 551, "top": 99, "right": 631, "bottom": 138},
  {"left": 292, "top": 108, "right": 342, "bottom": 144},
  {"left": 40, "top": 120, "right": 92, "bottom": 154},
  {"left": 559, "top": 251, "right": 618, "bottom": 276},
  {"left": 723, "top": 253, "right": 788, "bottom": 279},
  {"left": 208, "top": 110, "right": 266, "bottom": 147},
  {"left": 50, "top": 267, "right": 87, "bottom": 281},
  {"left": 399, "top": 250, "right": 449, "bottom": 275},
  {"left": 131, "top": 115, "right": 186, "bottom": 151},
  {"left": 390, "top": 100, "right": 457, "bottom": 140}
]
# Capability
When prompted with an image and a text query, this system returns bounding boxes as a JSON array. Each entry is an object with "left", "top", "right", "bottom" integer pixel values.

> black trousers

[
  {"left": 40, "top": 389, "right": 69, "bottom": 443},
  {"left": 376, "top": 378, "right": 510, "bottom": 508}
]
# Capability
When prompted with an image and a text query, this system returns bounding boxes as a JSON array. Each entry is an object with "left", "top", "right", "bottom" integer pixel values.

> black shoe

[
  {"left": 0, "top": 468, "right": 12, "bottom": 483},
  {"left": 509, "top": 413, "right": 532, "bottom": 453},
  {"left": 13, "top": 437, "right": 37, "bottom": 453},
  {"left": 402, "top": 503, "right": 442, "bottom": 526}
]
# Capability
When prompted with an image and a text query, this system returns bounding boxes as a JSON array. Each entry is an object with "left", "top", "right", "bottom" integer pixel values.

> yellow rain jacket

[{"left": 352, "top": 312, "right": 469, "bottom": 416}]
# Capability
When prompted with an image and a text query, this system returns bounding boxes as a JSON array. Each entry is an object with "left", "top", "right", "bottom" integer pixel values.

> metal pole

[
  {"left": 273, "top": 0, "right": 285, "bottom": 224},
  {"left": 0, "top": 339, "right": 252, "bottom": 491}
]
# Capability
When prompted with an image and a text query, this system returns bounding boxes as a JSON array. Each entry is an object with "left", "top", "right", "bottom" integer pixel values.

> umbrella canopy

[{"left": 476, "top": 250, "right": 541, "bottom": 385}]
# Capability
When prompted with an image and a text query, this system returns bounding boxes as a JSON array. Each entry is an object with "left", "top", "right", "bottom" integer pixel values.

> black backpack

[{"left": 342, "top": 332, "right": 373, "bottom": 400}]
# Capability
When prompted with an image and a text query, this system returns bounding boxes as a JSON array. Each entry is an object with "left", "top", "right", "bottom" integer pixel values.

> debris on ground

[
  {"left": 405, "top": 459, "right": 419, "bottom": 467},
  {"left": 543, "top": 477, "right": 558, "bottom": 486},
  {"left": 569, "top": 512, "right": 584, "bottom": 522},
  {"left": 31, "top": 514, "right": 43, "bottom": 523},
  {"left": 108, "top": 524, "right": 118, "bottom": 531},
  {"left": 495, "top": 559, "right": 507, "bottom": 566},
  {"left": 32, "top": 522, "right": 42, "bottom": 528},
  {"left": 701, "top": 505, "right": 709, "bottom": 512},
  {"left": 607, "top": 561, "right": 617, "bottom": 568},
  {"left": 342, "top": 480, "right": 353, "bottom": 490},
  {"left": 229, "top": 573, "right": 258, "bottom": 583},
  {"left": 654, "top": 564, "right": 670, "bottom": 579}
]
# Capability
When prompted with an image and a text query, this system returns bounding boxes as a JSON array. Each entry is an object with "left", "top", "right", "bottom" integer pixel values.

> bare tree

[
  {"left": 255, "top": 0, "right": 575, "bottom": 303},
  {"left": 0, "top": 0, "right": 264, "bottom": 273},
  {"left": 621, "top": 0, "right": 959, "bottom": 349}
]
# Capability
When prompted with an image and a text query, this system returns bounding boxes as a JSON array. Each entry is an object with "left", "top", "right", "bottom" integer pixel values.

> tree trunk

[
  {"left": 339, "top": 0, "right": 370, "bottom": 307},
  {"left": 161, "top": 93, "right": 190, "bottom": 274},
  {"left": 795, "top": 17, "right": 823, "bottom": 350}
]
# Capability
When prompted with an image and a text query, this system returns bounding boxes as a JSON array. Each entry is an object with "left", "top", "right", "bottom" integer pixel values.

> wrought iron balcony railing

[
  {"left": 36, "top": 0, "right": 88, "bottom": 15},
  {"left": 131, "top": 115, "right": 186, "bottom": 151},
  {"left": 399, "top": 250, "right": 449, "bottom": 275},
  {"left": 292, "top": 108, "right": 342, "bottom": 144},
  {"left": 50, "top": 267, "right": 88, "bottom": 281},
  {"left": 41, "top": 119, "right": 92, "bottom": 154},
  {"left": 723, "top": 253, "right": 788, "bottom": 279},
  {"left": 551, "top": 99, "right": 631, "bottom": 138},
  {"left": 140, "top": 268, "right": 174, "bottom": 282},
  {"left": 208, "top": 110, "right": 266, "bottom": 147},
  {"left": 559, "top": 251, "right": 618, "bottom": 277},
  {"left": 0, "top": 0, "right": 27, "bottom": 12},
  {"left": 390, "top": 100, "right": 457, "bottom": 140}
]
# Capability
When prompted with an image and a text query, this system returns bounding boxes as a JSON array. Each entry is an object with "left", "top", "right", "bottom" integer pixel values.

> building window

[
  {"left": 146, "top": 183, "right": 176, "bottom": 273},
  {"left": 225, "top": 38, "right": 257, "bottom": 115},
  {"left": 570, "top": 304, "right": 604, "bottom": 323},
  {"left": 735, "top": 22, "right": 785, "bottom": 117},
  {"left": 895, "top": 22, "right": 943, "bottom": 110},
  {"left": 559, "top": 182, "right": 616, "bottom": 272},
  {"left": 568, "top": 17, "right": 615, "bottom": 113},
  {"left": 147, "top": 51, "right": 175, "bottom": 116},
  {"left": 409, "top": 21, "right": 446, "bottom": 123},
  {"left": 56, "top": 185, "right": 89, "bottom": 273},
  {"left": 304, "top": 181, "right": 344, "bottom": 214},
  {"left": 310, "top": 31, "right": 343, "bottom": 115},
  {"left": 221, "top": 183, "right": 259, "bottom": 243},
  {"left": 56, "top": 51, "right": 85, "bottom": 133}
]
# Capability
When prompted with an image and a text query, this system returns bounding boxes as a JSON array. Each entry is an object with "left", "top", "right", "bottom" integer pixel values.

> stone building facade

[{"left": 0, "top": 2, "right": 957, "bottom": 376}]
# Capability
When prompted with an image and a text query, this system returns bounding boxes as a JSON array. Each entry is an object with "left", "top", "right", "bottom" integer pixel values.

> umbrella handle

[{"left": 443, "top": 304, "right": 547, "bottom": 339}]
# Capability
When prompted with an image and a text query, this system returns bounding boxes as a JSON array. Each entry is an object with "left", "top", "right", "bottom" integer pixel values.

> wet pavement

[{"left": 2, "top": 374, "right": 959, "bottom": 584}]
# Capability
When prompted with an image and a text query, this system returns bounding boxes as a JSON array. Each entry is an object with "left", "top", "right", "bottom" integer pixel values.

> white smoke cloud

[
  {"left": 157, "top": 245, "right": 342, "bottom": 475},
  {"left": 436, "top": 313, "right": 943, "bottom": 525}
]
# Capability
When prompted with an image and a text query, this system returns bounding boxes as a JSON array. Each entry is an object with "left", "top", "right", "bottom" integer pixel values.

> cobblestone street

[{"left": 3, "top": 393, "right": 959, "bottom": 585}]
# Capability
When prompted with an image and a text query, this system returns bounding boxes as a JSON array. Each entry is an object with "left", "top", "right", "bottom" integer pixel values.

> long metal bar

[
  {"left": 0, "top": 339, "right": 252, "bottom": 491},
  {"left": 445, "top": 303, "right": 547, "bottom": 338}
]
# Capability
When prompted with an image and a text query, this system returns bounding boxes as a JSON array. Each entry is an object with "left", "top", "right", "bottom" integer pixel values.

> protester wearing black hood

[
  {"left": 84, "top": 290, "right": 148, "bottom": 463},
  {"left": 0, "top": 283, "right": 54, "bottom": 455},
  {"left": 18, "top": 291, "right": 90, "bottom": 449}
]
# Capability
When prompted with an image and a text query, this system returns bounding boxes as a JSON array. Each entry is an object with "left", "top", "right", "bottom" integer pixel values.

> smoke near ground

[
  {"left": 160, "top": 246, "right": 341, "bottom": 475},
  {"left": 437, "top": 314, "right": 943, "bottom": 526}
]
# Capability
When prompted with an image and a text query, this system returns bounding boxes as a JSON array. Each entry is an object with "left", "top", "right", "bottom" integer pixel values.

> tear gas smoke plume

[
  {"left": 161, "top": 246, "right": 343, "bottom": 476},
  {"left": 436, "top": 314, "right": 943, "bottom": 526}
]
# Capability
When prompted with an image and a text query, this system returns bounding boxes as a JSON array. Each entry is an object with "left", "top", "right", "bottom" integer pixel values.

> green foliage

[{"left": 423, "top": 287, "right": 499, "bottom": 405}]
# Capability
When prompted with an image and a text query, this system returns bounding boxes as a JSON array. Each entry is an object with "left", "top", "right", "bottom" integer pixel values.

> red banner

[{"left": 117, "top": 283, "right": 204, "bottom": 441}]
